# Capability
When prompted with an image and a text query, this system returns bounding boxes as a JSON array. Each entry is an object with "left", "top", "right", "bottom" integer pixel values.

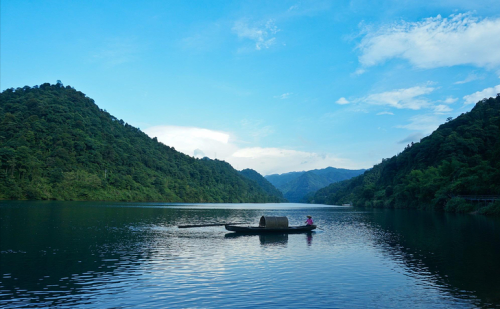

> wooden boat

[
  {"left": 225, "top": 224, "right": 316, "bottom": 234},
  {"left": 225, "top": 216, "right": 316, "bottom": 234}
]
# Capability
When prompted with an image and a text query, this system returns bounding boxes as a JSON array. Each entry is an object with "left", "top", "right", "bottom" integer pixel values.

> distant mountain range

[
  {"left": 239, "top": 169, "right": 287, "bottom": 202},
  {"left": 265, "top": 167, "right": 366, "bottom": 202}
]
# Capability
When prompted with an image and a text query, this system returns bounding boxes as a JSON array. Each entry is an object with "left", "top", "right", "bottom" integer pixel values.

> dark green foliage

[
  {"left": 267, "top": 167, "right": 366, "bottom": 202},
  {"left": 239, "top": 169, "right": 287, "bottom": 202},
  {"left": 478, "top": 200, "right": 500, "bottom": 216},
  {"left": 310, "top": 95, "right": 500, "bottom": 215},
  {"left": 0, "top": 83, "right": 281, "bottom": 203},
  {"left": 444, "top": 197, "right": 475, "bottom": 213}
]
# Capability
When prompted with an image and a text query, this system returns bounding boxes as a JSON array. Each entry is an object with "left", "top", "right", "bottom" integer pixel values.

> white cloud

[
  {"left": 336, "top": 97, "right": 350, "bottom": 105},
  {"left": 397, "top": 114, "right": 443, "bottom": 134},
  {"left": 376, "top": 111, "right": 394, "bottom": 115},
  {"left": 144, "top": 125, "right": 357, "bottom": 175},
  {"left": 434, "top": 104, "right": 453, "bottom": 114},
  {"left": 358, "top": 13, "right": 500, "bottom": 69},
  {"left": 463, "top": 84, "right": 500, "bottom": 105},
  {"left": 443, "top": 97, "right": 458, "bottom": 104},
  {"left": 230, "top": 147, "right": 354, "bottom": 175},
  {"left": 144, "top": 125, "right": 235, "bottom": 159},
  {"left": 274, "top": 93, "right": 292, "bottom": 99},
  {"left": 363, "top": 86, "right": 435, "bottom": 110},
  {"left": 232, "top": 19, "right": 280, "bottom": 50}
]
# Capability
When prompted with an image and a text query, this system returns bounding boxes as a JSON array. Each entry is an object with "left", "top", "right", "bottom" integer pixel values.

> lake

[{"left": 1, "top": 201, "right": 500, "bottom": 308}]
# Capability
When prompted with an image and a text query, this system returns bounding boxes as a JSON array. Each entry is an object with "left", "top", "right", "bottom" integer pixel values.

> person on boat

[{"left": 305, "top": 215, "right": 313, "bottom": 226}]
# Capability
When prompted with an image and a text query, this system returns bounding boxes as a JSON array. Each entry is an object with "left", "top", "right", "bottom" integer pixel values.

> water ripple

[{"left": 1, "top": 203, "right": 498, "bottom": 308}]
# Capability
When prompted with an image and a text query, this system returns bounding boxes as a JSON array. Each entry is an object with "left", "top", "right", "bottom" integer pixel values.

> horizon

[{"left": 2, "top": 1, "right": 500, "bottom": 175}]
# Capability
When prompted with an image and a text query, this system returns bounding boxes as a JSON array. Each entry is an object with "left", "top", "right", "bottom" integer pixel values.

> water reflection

[
  {"left": 367, "top": 209, "right": 500, "bottom": 308},
  {"left": 259, "top": 234, "right": 288, "bottom": 246},
  {"left": 306, "top": 232, "right": 313, "bottom": 246},
  {"left": 224, "top": 233, "right": 290, "bottom": 246},
  {"left": 1, "top": 201, "right": 499, "bottom": 308},
  {"left": 224, "top": 232, "right": 315, "bottom": 247},
  {"left": 0, "top": 205, "right": 152, "bottom": 307}
]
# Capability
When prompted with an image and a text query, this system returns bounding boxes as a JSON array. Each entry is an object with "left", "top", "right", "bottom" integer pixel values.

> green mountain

[
  {"left": 239, "top": 169, "right": 287, "bottom": 202},
  {"left": 280, "top": 171, "right": 325, "bottom": 202},
  {"left": 0, "top": 82, "right": 282, "bottom": 203},
  {"left": 310, "top": 95, "right": 500, "bottom": 215},
  {"left": 266, "top": 167, "right": 366, "bottom": 202},
  {"left": 265, "top": 171, "right": 304, "bottom": 189}
]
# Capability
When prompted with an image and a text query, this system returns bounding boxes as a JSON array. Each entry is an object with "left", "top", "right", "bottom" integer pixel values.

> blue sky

[{"left": 2, "top": 0, "right": 500, "bottom": 175}]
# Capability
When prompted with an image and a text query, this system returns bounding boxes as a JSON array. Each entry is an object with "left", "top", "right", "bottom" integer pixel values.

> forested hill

[
  {"left": 239, "top": 169, "right": 287, "bottom": 202},
  {"left": 0, "top": 82, "right": 281, "bottom": 203},
  {"left": 266, "top": 167, "right": 366, "bottom": 202},
  {"left": 310, "top": 95, "right": 500, "bottom": 215}
]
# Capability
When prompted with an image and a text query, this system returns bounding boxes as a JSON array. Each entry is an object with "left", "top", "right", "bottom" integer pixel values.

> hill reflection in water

[{"left": 1, "top": 201, "right": 499, "bottom": 308}]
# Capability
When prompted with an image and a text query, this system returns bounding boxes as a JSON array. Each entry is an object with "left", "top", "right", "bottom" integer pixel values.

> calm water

[{"left": 1, "top": 201, "right": 500, "bottom": 308}]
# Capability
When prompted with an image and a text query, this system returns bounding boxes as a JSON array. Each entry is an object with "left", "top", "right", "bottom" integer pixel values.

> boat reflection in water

[
  {"left": 224, "top": 232, "right": 288, "bottom": 246},
  {"left": 225, "top": 232, "right": 314, "bottom": 247},
  {"left": 259, "top": 233, "right": 288, "bottom": 246}
]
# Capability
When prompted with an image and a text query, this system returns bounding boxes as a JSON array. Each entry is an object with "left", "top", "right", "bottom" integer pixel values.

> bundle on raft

[{"left": 225, "top": 216, "right": 316, "bottom": 234}]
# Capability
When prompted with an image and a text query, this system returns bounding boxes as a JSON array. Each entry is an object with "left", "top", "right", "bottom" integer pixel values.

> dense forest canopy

[
  {"left": 310, "top": 95, "right": 500, "bottom": 215},
  {"left": 239, "top": 169, "right": 287, "bottom": 202},
  {"left": 0, "top": 82, "right": 282, "bottom": 203}
]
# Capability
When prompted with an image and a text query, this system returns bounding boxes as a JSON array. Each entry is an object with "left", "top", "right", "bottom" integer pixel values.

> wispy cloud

[
  {"left": 363, "top": 86, "right": 435, "bottom": 110},
  {"left": 397, "top": 114, "right": 443, "bottom": 134},
  {"left": 454, "top": 73, "right": 482, "bottom": 84},
  {"left": 280, "top": 1, "right": 332, "bottom": 18},
  {"left": 336, "top": 97, "right": 350, "bottom": 105},
  {"left": 433, "top": 104, "right": 453, "bottom": 114},
  {"left": 376, "top": 111, "right": 394, "bottom": 115},
  {"left": 240, "top": 119, "right": 274, "bottom": 141},
  {"left": 232, "top": 19, "right": 280, "bottom": 50},
  {"left": 352, "top": 68, "right": 366, "bottom": 76},
  {"left": 274, "top": 93, "right": 292, "bottom": 99},
  {"left": 91, "top": 37, "right": 139, "bottom": 66},
  {"left": 463, "top": 84, "right": 500, "bottom": 105},
  {"left": 398, "top": 132, "right": 425, "bottom": 144},
  {"left": 358, "top": 13, "right": 500, "bottom": 69},
  {"left": 443, "top": 97, "right": 458, "bottom": 104}
]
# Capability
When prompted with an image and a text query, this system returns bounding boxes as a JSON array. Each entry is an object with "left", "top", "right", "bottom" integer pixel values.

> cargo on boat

[{"left": 225, "top": 216, "right": 316, "bottom": 234}]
